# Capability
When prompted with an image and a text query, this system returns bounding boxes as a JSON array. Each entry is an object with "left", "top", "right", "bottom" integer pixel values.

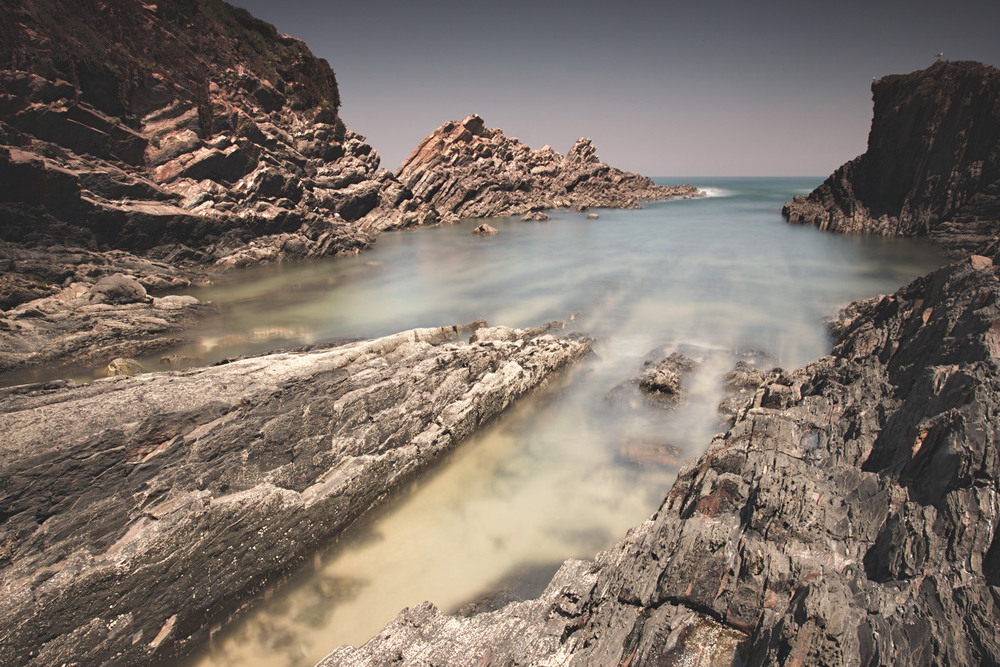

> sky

[{"left": 231, "top": 0, "right": 1000, "bottom": 177}]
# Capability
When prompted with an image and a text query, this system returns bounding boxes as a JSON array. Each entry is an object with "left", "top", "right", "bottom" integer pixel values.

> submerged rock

[
  {"left": 0, "top": 322, "right": 592, "bottom": 666},
  {"left": 521, "top": 210, "right": 549, "bottom": 222},
  {"left": 324, "top": 256, "right": 1000, "bottom": 665},
  {"left": 105, "top": 357, "right": 144, "bottom": 376}
]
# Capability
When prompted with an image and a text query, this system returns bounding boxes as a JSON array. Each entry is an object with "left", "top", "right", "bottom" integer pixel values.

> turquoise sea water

[{"left": 149, "top": 178, "right": 946, "bottom": 666}]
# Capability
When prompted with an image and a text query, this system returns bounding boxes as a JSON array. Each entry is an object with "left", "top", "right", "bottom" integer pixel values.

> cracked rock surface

[
  {"left": 324, "top": 255, "right": 1000, "bottom": 666},
  {"left": 0, "top": 322, "right": 591, "bottom": 666}
]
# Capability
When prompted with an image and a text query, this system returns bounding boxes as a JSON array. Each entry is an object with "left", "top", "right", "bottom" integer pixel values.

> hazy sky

[{"left": 231, "top": 0, "right": 1000, "bottom": 177}]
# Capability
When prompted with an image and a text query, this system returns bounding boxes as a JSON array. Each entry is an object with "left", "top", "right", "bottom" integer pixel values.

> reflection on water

[{"left": 176, "top": 177, "right": 945, "bottom": 666}]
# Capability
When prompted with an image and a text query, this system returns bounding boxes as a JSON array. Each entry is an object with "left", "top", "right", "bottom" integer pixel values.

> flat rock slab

[
  {"left": 0, "top": 322, "right": 591, "bottom": 666},
  {"left": 326, "top": 256, "right": 1000, "bottom": 666}
]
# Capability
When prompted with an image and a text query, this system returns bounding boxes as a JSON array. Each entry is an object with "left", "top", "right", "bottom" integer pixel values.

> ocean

[{"left": 168, "top": 177, "right": 945, "bottom": 666}]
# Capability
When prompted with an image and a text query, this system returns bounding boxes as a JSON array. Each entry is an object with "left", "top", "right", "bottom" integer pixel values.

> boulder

[
  {"left": 89, "top": 273, "right": 150, "bottom": 305},
  {"left": 472, "top": 223, "right": 499, "bottom": 235},
  {"left": 520, "top": 210, "right": 549, "bottom": 221},
  {"left": 638, "top": 352, "right": 696, "bottom": 400}
]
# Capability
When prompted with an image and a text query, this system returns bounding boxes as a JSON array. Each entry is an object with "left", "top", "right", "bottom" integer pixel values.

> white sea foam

[{"left": 697, "top": 186, "right": 733, "bottom": 198}]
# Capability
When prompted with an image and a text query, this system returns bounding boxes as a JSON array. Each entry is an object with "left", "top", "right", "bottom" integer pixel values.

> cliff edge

[{"left": 783, "top": 61, "right": 1000, "bottom": 257}]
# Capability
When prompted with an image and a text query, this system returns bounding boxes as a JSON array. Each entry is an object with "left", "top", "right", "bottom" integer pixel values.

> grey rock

[
  {"left": 89, "top": 272, "right": 150, "bottom": 305},
  {"left": 471, "top": 223, "right": 499, "bottom": 235},
  {"left": 638, "top": 352, "right": 697, "bottom": 401},
  {"left": 0, "top": 322, "right": 592, "bottom": 666}
]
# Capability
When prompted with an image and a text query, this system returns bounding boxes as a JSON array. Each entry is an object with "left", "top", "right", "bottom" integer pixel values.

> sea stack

[{"left": 783, "top": 61, "right": 1000, "bottom": 257}]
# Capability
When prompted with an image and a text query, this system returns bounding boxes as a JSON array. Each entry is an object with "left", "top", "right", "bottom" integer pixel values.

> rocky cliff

[
  {"left": 0, "top": 0, "right": 440, "bottom": 282},
  {"left": 0, "top": 0, "right": 449, "bottom": 376},
  {"left": 396, "top": 114, "right": 700, "bottom": 219},
  {"left": 0, "top": 321, "right": 591, "bottom": 666},
  {"left": 325, "top": 253, "right": 1000, "bottom": 666},
  {"left": 783, "top": 61, "right": 1000, "bottom": 257}
]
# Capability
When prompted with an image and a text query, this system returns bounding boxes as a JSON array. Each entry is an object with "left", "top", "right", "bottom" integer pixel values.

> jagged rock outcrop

[
  {"left": 396, "top": 114, "right": 701, "bottom": 219},
  {"left": 324, "top": 254, "right": 1000, "bottom": 666},
  {"left": 783, "top": 61, "right": 1000, "bottom": 257},
  {"left": 0, "top": 0, "right": 441, "bottom": 274},
  {"left": 0, "top": 322, "right": 592, "bottom": 666},
  {"left": 0, "top": 0, "right": 448, "bottom": 374}
]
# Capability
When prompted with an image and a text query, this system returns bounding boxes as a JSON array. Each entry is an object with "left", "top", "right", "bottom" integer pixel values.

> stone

[
  {"left": 0, "top": 323, "right": 592, "bottom": 666},
  {"left": 106, "top": 357, "right": 145, "bottom": 376},
  {"left": 521, "top": 210, "right": 549, "bottom": 221},
  {"left": 638, "top": 352, "right": 697, "bottom": 401},
  {"left": 89, "top": 273, "right": 150, "bottom": 305},
  {"left": 471, "top": 223, "right": 499, "bottom": 235},
  {"left": 587, "top": 212, "right": 599, "bottom": 219}
]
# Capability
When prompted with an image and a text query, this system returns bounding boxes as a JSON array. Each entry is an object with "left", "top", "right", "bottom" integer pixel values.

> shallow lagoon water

[{"left": 168, "top": 177, "right": 945, "bottom": 666}]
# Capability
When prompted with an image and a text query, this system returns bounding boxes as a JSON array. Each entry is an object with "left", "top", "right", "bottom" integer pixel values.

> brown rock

[
  {"left": 472, "top": 223, "right": 499, "bottom": 235},
  {"left": 396, "top": 114, "right": 702, "bottom": 219}
]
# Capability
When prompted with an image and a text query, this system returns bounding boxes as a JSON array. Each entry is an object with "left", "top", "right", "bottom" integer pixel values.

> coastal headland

[{"left": 0, "top": 1, "right": 998, "bottom": 665}]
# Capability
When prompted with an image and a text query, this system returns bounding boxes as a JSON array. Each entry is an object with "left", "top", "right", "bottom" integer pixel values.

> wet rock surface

[
  {"left": 396, "top": 114, "right": 702, "bottom": 220},
  {"left": 783, "top": 61, "right": 1000, "bottom": 258},
  {"left": 637, "top": 352, "right": 697, "bottom": 402},
  {"left": 718, "top": 357, "right": 771, "bottom": 424},
  {"left": 324, "top": 256, "right": 1000, "bottom": 666},
  {"left": 0, "top": 322, "right": 592, "bottom": 666}
]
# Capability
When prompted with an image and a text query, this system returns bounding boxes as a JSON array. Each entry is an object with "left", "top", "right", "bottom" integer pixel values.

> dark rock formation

[
  {"left": 0, "top": 242, "right": 214, "bottom": 376},
  {"left": 324, "top": 254, "right": 1000, "bottom": 666},
  {"left": 0, "top": 0, "right": 441, "bottom": 274},
  {"left": 0, "top": 322, "right": 592, "bottom": 666},
  {"left": 396, "top": 114, "right": 702, "bottom": 220},
  {"left": 783, "top": 61, "right": 1000, "bottom": 257}
]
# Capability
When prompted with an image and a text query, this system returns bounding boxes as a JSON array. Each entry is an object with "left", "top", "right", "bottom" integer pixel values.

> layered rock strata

[
  {"left": 783, "top": 61, "right": 1000, "bottom": 257},
  {"left": 0, "top": 0, "right": 441, "bottom": 284},
  {"left": 325, "top": 254, "right": 1000, "bottom": 666},
  {"left": 396, "top": 114, "right": 701, "bottom": 219},
  {"left": 0, "top": 322, "right": 592, "bottom": 666}
]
